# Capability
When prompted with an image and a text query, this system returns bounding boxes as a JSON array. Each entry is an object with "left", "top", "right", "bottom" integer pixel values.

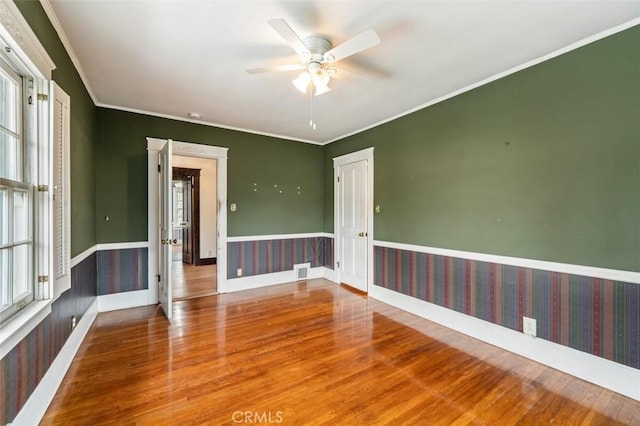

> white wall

[{"left": 172, "top": 155, "right": 217, "bottom": 258}]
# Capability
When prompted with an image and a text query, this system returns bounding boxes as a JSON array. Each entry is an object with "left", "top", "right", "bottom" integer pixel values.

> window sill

[{"left": 0, "top": 300, "right": 51, "bottom": 359}]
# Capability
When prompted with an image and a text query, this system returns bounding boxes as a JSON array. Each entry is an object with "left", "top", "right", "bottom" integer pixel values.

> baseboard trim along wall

[
  {"left": 10, "top": 299, "right": 99, "bottom": 426},
  {"left": 369, "top": 284, "right": 640, "bottom": 401},
  {"left": 97, "top": 289, "right": 154, "bottom": 312},
  {"left": 222, "top": 267, "right": 337, "bottom": 293}
]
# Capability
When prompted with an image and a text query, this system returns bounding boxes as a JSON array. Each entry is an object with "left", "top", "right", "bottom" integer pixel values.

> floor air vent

[{"left": 294, "top": 263, "right": 311, "bottom": 281}]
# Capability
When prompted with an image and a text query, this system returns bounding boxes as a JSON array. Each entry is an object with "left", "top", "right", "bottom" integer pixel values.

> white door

[
  {"left": 159, "top": 140, "right": 173, "bottom": 319},
  {"left": 337, "top": 159, "right": 368, "bottom": 292}
]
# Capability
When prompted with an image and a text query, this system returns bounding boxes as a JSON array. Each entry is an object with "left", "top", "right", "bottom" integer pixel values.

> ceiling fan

[{"left": 246, "top": 18, "right": 381, "bottom": 98}]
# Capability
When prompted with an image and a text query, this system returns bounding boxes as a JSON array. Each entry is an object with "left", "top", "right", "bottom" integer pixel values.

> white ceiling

[{"left": 44, "top": 1, "right": 639, "bottom": 145}]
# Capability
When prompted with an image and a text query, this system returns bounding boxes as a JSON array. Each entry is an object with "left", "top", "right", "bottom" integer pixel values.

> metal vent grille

[{"left": 294, "top": 263, "right": 310, "bottom": 281}]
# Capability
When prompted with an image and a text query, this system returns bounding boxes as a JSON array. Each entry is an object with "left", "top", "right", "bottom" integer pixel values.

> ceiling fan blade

[
  {"left": 324, "top": 30, "right": 380, "bottom": 63},
  {"left": 246, "top": 64, "right": 305, "bottom": 74},
  {"left": 268, "top": 18, "right": 310, "bottom": 57}
]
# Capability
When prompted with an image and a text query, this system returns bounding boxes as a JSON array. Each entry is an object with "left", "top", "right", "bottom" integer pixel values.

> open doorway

[
  {"left": 147, "top": 138, "right": 228, "bottom": 319},
  {"left": 171, "top": 156, "right": 218, "bottom": 300},
  {"left": 172, "top": 168, "right": 199, "bottom": 264}
]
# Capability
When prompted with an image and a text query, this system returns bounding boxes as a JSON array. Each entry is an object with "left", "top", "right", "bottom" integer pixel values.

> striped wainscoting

[
  {"left": 0, "top": 253, "right": 98, "bottom": 425},
  {"left": 323, "top": 237, "right": 334, "bottom": 269},
  {"left": 228, "top": 236, "right": 334, "bottom": 279},
  {"left": 97, "top": 248, "right": 148, "bottom": 295},
  {"left": 374, "top": 245, "right": 639, "bottom": 370}
]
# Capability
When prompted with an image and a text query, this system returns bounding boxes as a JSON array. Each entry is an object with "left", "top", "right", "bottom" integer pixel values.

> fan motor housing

[{"left": 303, "top": 36, "right": 332, "bottom": 55}]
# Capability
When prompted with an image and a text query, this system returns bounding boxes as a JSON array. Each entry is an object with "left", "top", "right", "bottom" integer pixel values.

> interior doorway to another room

[{"left": 171, "top": 156, "right": 218, "bottom": 300}]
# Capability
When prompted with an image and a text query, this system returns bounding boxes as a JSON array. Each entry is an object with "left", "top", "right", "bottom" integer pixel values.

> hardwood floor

[
  {"left": 171, "top": 244, "right": 217, "bottom": 300},
  {"left": 172, "top": 258, "right": 217, "bottom": 300},
  {"left": 42, "top": 280, "right": 639, "bottom": 425}
]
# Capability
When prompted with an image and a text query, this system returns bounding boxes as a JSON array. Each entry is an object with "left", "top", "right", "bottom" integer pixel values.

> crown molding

[
  {"left": 32, "top": 2, "right": 640, "bottom": 147},
  {"left": 38, "top": 0, "right": 97, "bottom": 104},
  {"left": 99, "top": 103, "right": 324, "bottom": 146},
  {"left": 324, "top": 17, "right": 640, "bottom": 145}
]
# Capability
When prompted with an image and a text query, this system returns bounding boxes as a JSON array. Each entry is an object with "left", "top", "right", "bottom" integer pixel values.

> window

[
  {"left": 0, "top": 0, "right": 56, "bottom": 355},
  {"left": 0, "top": 55, "right": 34, "bottom": 324}
]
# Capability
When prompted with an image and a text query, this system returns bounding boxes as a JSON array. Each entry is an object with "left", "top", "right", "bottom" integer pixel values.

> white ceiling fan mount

[
  {"left": 246, "top": 18, "right": 380, "bottom": 97},
  {"left": 246, "top": 18, "right": 380, "bottom": 129}
]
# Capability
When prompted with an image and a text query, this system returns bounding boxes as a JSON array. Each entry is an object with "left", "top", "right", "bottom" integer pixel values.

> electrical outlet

[
  {"left": 523, "top": 316, "right": 536, "bottom": 337},
  {"left": 237, "top": 268, "right": 243, "bottom": 277}
]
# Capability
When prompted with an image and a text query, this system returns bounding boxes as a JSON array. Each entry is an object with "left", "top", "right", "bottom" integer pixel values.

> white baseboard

[
  {"left": 369, "top": 284, "right": 640, "bottom": 401},
  {"left": 222, "top": 267, "right": 336, "bottom": 293},
  {"left": 11, "top": 299, "right": 98, "bottom": 426},
  {"left": 97, "top": 289, "right": 153, "bottom": 312},
  {"left": 322, "top": 267, "right": 338, "bottom": 283}
]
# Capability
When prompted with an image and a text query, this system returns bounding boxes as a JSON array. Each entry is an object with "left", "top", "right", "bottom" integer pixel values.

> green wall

[
  {"left": 16, "top": 0, "right": 97, "bottom": 256},
  {"left": 95, "top": 109, "right": 324, "bottom": 243},
  {"left": 17, "top": 0, "right": 640, "bottom": 271},
  {"left": 324, "top": 26, "right": 640, "bottom": 272}
]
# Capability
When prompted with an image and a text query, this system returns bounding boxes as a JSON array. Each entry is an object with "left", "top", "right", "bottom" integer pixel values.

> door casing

[
  {"left": 333, "top": 147, "right": 374, "bottom": 293},
  {"left": 147, "top": 138, "right": 229, "bottom": 304}
]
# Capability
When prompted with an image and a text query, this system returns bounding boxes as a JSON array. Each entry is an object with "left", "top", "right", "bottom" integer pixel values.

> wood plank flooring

[
  {"left": 171, "top": 260, "right": 217, "bottom": 300},
  {"left": 42, "top": 280, "right": 640, "bottom": 425}
]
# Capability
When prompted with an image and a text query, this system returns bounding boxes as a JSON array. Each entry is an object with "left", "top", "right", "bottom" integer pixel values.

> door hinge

[
  {"left": 38, "top": 275, "right": 49, "bottom": 283},
  {"left": 336, "top": 261, "right": 340, "bottom": 268},
  {"left": 337, "top": 176, "right": 340, "bottom": 183},
  {"left": 37, "top": 93, "right": 48, "bottom": 101},
  {"left": 37, "top": 184, "right": 48, "bottom": 192},
  {"left": 158, "top": 164, "right": 161, "bottom": 173},
  {"left": 157, "top": 274, "right": 161, "bottom": 283}
]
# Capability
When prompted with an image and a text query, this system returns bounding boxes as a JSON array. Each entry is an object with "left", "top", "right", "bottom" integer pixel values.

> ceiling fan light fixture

[
  {"left": 314, "top": 85, "right": 330, "bottom": 96},
  {"left": 292, "top": 72, "right": 311, "bottom": 94},
  {"left": 311, "top": 69, "right": 330, "bottom": 88}
]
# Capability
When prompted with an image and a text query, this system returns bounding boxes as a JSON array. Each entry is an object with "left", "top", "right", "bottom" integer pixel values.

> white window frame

[
  {"left": 0, "top": 56, "right": 34, "bottom": 323},
  {"left": 0, "top": 0, "right": 57, "bottom": 359}
]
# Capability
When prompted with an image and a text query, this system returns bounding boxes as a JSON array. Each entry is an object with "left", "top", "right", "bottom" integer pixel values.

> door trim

[
  {"left": 333, "top": 147, "right": 374, "bottom": 293},
  {"left": 147, "top": 138, "right": 229, "bottom": 302}
]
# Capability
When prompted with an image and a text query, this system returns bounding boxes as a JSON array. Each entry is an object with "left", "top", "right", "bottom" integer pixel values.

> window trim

[
  {"left": 0, "top": 0, "right": 56, "bottom": 355},
  {"left": 0, "top": 299, "right": 50, "bottom": 359}
]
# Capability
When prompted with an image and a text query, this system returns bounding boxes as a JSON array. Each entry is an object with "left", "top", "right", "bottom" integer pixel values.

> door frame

[
  {"left": 333, "top": 147, "right": 374, "bottom": 293},
  {"left": 172, "top": 167, "right": 201, "bottom": 265},
  {"left": 147, "top": 138, "right": 229, "bottom": 304}
]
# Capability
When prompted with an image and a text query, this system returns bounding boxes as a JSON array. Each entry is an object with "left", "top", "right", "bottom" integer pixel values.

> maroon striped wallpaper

[
  {"left": 228, "top": 236, "right": 333, "bottom": 279},
  {"left": 97, "top": 248, "right": 148, "bottom": 295},
  {"left": 374, "top": 245, "right": 639, "bottom": 370},
  {"left": 0, "top": 253, "right": 97, "bottom": 425}
]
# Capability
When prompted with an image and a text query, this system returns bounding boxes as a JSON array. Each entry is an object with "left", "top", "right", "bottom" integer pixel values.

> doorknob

[
  {"left": 172, "top": 239, "right": 177, "bottom": 244},
  {"left": 359, "top": 232, "right": 367, "bottom": 237}
]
